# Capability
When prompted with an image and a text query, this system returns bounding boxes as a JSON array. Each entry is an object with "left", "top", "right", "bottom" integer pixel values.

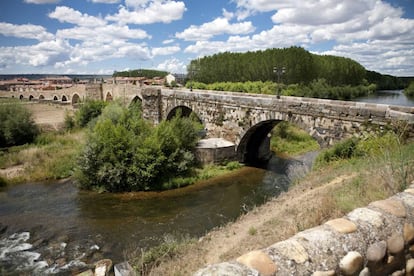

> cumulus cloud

[
  {"left": 156, "top": 58, "right": 186, "bottom": 73},
  {"left": 176, "top": 17, "right": 255, "bottom": 41},
  {"left": 106, "top": 1, "right": 186, "bottom": 25},
  {"left": 152, "top": 46, "right": 180, "bottom": 56},
  {"left": 49, "top": 6, "right": 107, "bottom": 27},
  {"left": 0, "top": 22, "right": 54, "bottom": 41}
]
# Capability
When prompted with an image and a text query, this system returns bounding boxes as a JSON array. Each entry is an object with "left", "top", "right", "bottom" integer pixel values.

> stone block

[
  {"left": 347, "top": 208, "right": 384, "bottom": 228},
  {"left": 406, "top": 258, "right": 414, "bottom": 275},
  {"left": 387, "top": 233, "right": 405, "bottom": 254},
  {"left": 339, "top": 251, "right": 363, "bottom": 275},
  {"left": 325, "top": 218, "right": 357, "bottom": 234},
  {"left": 367, "top": 241, "right": 387, "bottom": 263},
  {"left": 236, "top": 250, "right": 277, "bottom": 276},
  {"left": 270, "top": 239, "right": 308, "bottom": 264},
  {"left": 370, "top": 199, "right": 406, "bottom": 218},
  {"left": 311, "top": 270, "right": 335, "bottom": 276},
  {"left": 404, "top": 223, "right": 414, "bottom": 244}
]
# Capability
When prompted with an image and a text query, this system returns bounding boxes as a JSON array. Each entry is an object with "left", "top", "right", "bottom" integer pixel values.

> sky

[{"left": 0, "top": 0, "right": 413, "bottom": 76}]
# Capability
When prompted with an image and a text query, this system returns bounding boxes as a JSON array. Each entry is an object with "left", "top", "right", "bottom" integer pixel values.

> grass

[
  {"left": 270, "top": 121, "right": 320, "bottom": 156},
  {"left": 0, "top": 130, "right": 85, "bottom": 183},
  {"left": 145, "top": 135, "right": 414, "bottom": 275}
]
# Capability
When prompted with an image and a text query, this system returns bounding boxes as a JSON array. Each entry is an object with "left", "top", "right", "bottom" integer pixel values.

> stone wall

[{"left": 195, "top": 182, "right": 414, "bottom": 276}]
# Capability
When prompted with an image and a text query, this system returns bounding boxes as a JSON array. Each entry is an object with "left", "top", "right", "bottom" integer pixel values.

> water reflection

[
  {"left": 0, "top": 153, "right": 313, "bottom": 273},
  {"left": 354, "top": 90, "right": 414, "bottom": 107}
]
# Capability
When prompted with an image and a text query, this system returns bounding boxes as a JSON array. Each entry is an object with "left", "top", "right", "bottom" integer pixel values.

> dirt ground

[
  {"left": 25, "top": 102, "right": 73, "bottom": 130},
  {"left": 149, "top": 173, "right": 357, "bottom": 275}
]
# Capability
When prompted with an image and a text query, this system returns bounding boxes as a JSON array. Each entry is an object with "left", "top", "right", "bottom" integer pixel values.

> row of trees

[
  {"left": 75, "top": 101, "right": 203, "bottom": 192},
  {"left": 113, "top": 69, "right": 168, "bottom": 79},
  {"left": 188, "top": 47, "right": 367, "bottom": 86}
]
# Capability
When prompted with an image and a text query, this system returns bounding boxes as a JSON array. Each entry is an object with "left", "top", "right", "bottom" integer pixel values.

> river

[
  {"left": 0, "top": 153, "right": 315, "bottom": 274},
  {"left": 0, "top": 90, "right": 412, "bottom": 274}
]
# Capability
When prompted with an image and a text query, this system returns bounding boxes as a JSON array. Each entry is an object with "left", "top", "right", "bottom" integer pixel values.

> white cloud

[
  {"left": 176, "top": 17, "right": 255, "bottom": 41},
  {"left": 49, "top": 6, "right": 107, "bottom": 27},
  {"left": 106, "top": 1, "right": 186, "bottom": 25},
  {"left": 0, "top": 22, "right": 54, "bottom": 41},
  {"left": 152, "top": 46, "right": 180, "bottom": 56},
  {"left": 56, "top": 25, "right": 150, "bottom": 42},
  {"left": 24, "top": 0, "right": 59, "bottom": 4},
  {"left": 163, "top": 39, "right": 175, "bottom": 44},
  {"left": 156, "top": 58, "right": 186, "bottom": 73},
  {"left": 0, "top": 39, "right": 71, "bottom": 68}
]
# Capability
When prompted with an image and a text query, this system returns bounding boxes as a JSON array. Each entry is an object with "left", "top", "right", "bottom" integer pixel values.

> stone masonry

[{"left": 195, "top": 181, "right": 414, "bottom": 276}]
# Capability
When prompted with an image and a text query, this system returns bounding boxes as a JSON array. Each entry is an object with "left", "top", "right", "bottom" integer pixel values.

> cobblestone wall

[{"left": 195, "top": 181, "right": 414, "bottom": 276}]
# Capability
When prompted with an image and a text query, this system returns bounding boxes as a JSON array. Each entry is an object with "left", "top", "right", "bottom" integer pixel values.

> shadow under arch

[
  {"left": 39, "top": 95, "right": 45, "bottom": 101},
  {"left": 62, "top": 95, "right": 68, "bottom": 102},
  {"left": 29, "top": 95, "right": 34, "bottom": 101},
  {"left": 166, "top": 105, "right": 202, "bottom": 124},
  {"left": 72, "top": 94, "right": 80, "bottom": 105},
  {"left": 53, "top": 96, "right": 58, "bottom": 101},
  {"left": 237, "top": 120, "right": 282, "bottom": 166},
  {"left": 105, "top": 92, "right": 113, "bottom": 102}
]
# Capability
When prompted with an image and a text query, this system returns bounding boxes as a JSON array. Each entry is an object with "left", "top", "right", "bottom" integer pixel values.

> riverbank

[{"left": 140, "top": 140, "right": 414, "bottom": 275}]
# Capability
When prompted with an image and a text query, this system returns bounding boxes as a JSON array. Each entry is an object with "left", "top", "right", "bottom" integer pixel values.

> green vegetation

[
  {"left": 404, "top": 81, "right": 414, "bottom": 97},
  {"left": 270, "top": 122, "right": 320, "bottom": 156},
  {"left": 0, "top": 102, "right": 39, "bottom": 147},
  {"left": 113, "top": 69, "right": 168, "bottom": 79},
  {"left": 73, "top": 99, "right": 107, "bottom": 128},
  {"left": 188, "top": 47, "right": 366, "bottom": 86},
  {"left": 187, "top": 79, "right": 376, "bottom": 100},
  {"left": 0, "top": 131, "right": 84, "bottom": 183},
  {"left": 76, "top": 101, "right": 204, "bottom": 192}
]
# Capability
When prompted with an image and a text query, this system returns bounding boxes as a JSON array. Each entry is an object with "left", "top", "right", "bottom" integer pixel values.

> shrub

[
  {"left": 404, "top": 82, "right": 414, "bottom": 97},
  {"left": 76, "top": 102, "right": 203, "bottom": 192},
  {"left": 315, "top": 137, "right": 360, "bottom": 167},
  {"left": 74, "top": 100, "right": 107, "bottom": 128},
  {"left": 0, "top": 103, "right": 39, "bottom": 147}
]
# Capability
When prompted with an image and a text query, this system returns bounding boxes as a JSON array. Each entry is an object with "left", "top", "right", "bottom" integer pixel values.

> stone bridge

[
  {"left": 141, "top": 88, "right": 414, "bottom": 163},
  {"left": 1, "top": 84, "right": 413, "bottom": 164}
]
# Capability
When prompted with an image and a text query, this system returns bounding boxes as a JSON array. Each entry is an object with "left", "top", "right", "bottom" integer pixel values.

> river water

[
  {"left": 0, "top": 90, "right": 412, "bottom": 274},
  {"left": 0, "top": 153, "right": 316, "bottom": 274}
]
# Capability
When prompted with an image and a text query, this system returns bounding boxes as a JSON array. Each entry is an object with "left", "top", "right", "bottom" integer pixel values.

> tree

[{"left": 0, "top": 103, "right": 39, "bottom": 147}]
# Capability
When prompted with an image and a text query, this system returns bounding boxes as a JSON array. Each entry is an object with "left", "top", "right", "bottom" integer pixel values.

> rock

[
  {"left": 370, "top": 199, "right": 406, "bottom": 218},
  {"left": 404, "top": 223, "right": 414, "bottom": 244},
  {"left": 95, "top": 259, "right": 112, "bottom": 276},
  {"left": 271, "top": 239, "right": 308, "bottom": 264},
  {"left": 404, "top": 188, "right": 414, "bottom": 195},
  {"left": 359, "top": 267, "right": 370, "bottom": 276},
  {"left": 406, "top": 258, "right": 414, "bottom": 275},
  {"left": 114, "top": 261, "right": 136, "bottom": 276},
  {"left": 236, "top": 250, "right": 277, "bottom": 276},
  {"left": 55, "top": 257, "right": 66, "bottom": 267},
  {"left": 194, "top": 262, "right": 259, "bottom": 276},
  {"left": 391, "top": 270, "right": 404, "bottom": 276},
  {"left": 325, "top": 218, "right": 357, "bottom": 234},
  {"left": 339, "top": 251, "right": 363, "bottom": 275},
  {"left": 387, "top": 233, "right": 405, "bottom": 254},
  {"left": 347, "top": 208, "right": 383, "bottom": 228},
  {"left": 312, "top": 270, "right": 335, "bottom": 276},
  {"left": 76, "top": 269, "right": 94, "bottom": 276},
  {"left": 367, "top": 241, "right": 387, "bottom": 262}
]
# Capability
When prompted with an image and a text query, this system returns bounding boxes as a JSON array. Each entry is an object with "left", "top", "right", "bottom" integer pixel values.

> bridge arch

[
  {"left": 19, "top": 95, "right": 24, "bottom": 100},
  {"left": 129, "top": 95, "right": 142, "bottom": 107},
  {"left": 39, "top": 95, "right": 45, "bottom": 101},
  {"left": 166, "top": 105, "right": 202, "bottom": 124},
  {"left": 62, "top": 95, "right": 68, "bottom": 102},
  {"left": 72, "top": 93, "right": 80, "bottom": 105},
  {"left": 53, "top": 95, "right": 58, "bottom": 101},
  {"left": 105, "top": 92, "right": 113, "bottom": 102},
  {"left": 29, "top": 95, "right": 34, "bottom": 101}
]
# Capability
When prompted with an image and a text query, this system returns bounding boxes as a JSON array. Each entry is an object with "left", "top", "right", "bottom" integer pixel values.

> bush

[
  {"left": 315, "top": 137, "right": 360, "bottom": 167},
  {"left": 76, "top": 102, "right": 203, "bottom": 192},
  {"left": 0, "top": 103, "right": 39, "bottom": 147},
  {"left": 404, "top": 82, "right": 414, "bottom": 97},
  {"left": 75, "top": 100, "right": 107, "bottom": 128}
]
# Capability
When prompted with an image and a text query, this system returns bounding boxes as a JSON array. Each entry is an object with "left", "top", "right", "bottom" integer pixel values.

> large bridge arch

[{"left": 166, "top": 105, "right": 202, "bottom": 124}]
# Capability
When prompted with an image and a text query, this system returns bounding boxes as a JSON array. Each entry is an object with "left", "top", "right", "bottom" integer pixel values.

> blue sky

[{"left": 0, "top": 0, "right": 413, "bottom": 76}]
